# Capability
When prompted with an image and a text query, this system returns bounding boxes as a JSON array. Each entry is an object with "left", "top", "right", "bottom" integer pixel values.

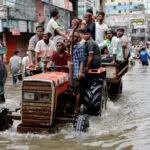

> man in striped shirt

[{"left": 28, "top": 25, "right": 44, "bottom": 66}]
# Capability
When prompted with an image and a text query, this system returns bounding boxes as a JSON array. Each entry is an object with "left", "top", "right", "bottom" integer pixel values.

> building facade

[
  {"left": 105, "top": 0, "right": 144, "bottom": 15},
  {"left": 105, "top": 0, "right": 146, "bottom": 42}
]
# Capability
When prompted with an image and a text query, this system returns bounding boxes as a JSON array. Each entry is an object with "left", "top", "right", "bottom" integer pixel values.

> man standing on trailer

[{"left": 117, "top": 27, "right": 129, "bottom": 60}]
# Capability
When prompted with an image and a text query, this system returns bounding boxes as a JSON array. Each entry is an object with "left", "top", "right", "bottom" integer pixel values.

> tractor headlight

[
  {"left": 23, "top": 92, "right": 35, "bottom": 100},
  {"left": 39, "top": 93, "right": 51, "bottom": 103}
]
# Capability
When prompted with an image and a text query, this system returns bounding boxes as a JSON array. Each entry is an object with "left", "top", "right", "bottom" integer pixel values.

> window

[
  {"left": 134, "top": 6, "right": 138, "bottom": 10},
  {"left": 132, "top": 29, "right": 136, "bottom": 34},
  {"left": 140, "top": 29, "right": 145, "bottom": 33},
  {"left": 113, "top": 6, "right": 116, "bottom": 9}
]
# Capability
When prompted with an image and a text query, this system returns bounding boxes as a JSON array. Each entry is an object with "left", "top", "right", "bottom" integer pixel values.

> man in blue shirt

[
  {"left": 139, "top": 46, "right": 150, "bottom": 66},
  {"left": 69, "top": 31, "right": 85, "bottom": 112}
]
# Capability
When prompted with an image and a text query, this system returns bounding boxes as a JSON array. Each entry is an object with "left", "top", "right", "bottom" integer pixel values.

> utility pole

[{"left": 99, "top": 0, "right": 104, "bottom": 11}]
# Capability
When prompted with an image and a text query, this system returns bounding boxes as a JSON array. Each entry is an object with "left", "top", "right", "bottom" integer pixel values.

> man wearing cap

[
  {"left": 48, "top": 37, "right": 71, "bottom": 73},
  {"left": 81, "top": 28, "right": 101, "bottom": 71},
  {"left": 96, "top": 12, "right": 108, "bottom": 45},
  {"left": 117, "top": 27, "right": 129, "bottom": 60},
  {"left": 35, "top": 32, "right": 56, "bottom": 72}
]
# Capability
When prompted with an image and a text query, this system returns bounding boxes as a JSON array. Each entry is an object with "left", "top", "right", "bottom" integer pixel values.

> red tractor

[{"left": 17, "top": 66, "right": 108, "bottom": 133}]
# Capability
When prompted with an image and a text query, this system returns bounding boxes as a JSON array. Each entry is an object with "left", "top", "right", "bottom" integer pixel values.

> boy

[{"left": 48, "top": 37, "right": 71, "bottom": 73}]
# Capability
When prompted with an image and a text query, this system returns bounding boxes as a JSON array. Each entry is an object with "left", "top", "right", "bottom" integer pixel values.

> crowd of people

[{"left": 0, "top": 8, "right": 144, "bottom": 104}]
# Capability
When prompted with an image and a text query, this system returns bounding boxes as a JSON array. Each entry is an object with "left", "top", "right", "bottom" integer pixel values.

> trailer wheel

[
  {"left": 73, "top": 114, "right": 89, "bottom": 132},
  {"left": 84, "top": 78, "right": 103, "bottom": 116},
  {"left": 109, "top": 79, "right": 123, "bottom": 94}
]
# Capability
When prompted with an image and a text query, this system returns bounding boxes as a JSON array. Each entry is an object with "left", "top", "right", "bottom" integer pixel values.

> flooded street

[{"left": 0, "top": 61, "right": 150, "bottom": 150}]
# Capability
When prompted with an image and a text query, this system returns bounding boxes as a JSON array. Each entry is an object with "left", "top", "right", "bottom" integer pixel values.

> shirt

[
  {"left": 95, "top": 22, "right": 108, "bottom": 44},
  {"left": 35, "top": 40, "right": 56, "bottom": 58},
  {"left": 28, "top": 35, "right": 40, "bottom": 51},
  {"left": 22, "top": 56, "right": 30, "bottom": 75},
  {"left": 73, "top": 43, "right": 85, "bottom": 78},
  {"left": 111, "top": 36, "right": 123, "bottom": 61},
  {"left": 85, "top": 38, "right": 101, "bottom": 68},
  {"left": 87, "top": 21, "right": 95, "bottom": 40},
  {"left": 140, "top": 50, "right": 149, "bottom": 62},
  {"left": 99, "top": 37, "right": 123, "bottom": 61},
  {"left": 51, "top": 51, "right": 71, "bottom": 73},
  {"left": 119, "top": 35, "right": 129, "bottom": 58},
  {"left": 9, "top": 55, "right": 22, "bottom": 74},
  {"left": 46, "top": 18, "right": 59, "bottom": 38}
]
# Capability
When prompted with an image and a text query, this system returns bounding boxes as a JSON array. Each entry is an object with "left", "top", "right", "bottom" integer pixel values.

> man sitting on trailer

[
  {"left": 99, "top": 30, "right": 124, "bottom": 64},
  {"left": 117, "top": 27, "right": 129, "bottom": 60},
  {"left": 47, "top": 37, "right": 71, "bottom": 73}
]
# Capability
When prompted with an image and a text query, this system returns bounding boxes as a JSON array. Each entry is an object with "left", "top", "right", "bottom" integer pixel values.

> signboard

[
  {"left": 9, "top": 20, "right": 19, "bottom": 31},
  {"left": 28, "top": 21, "right": 34, "bottom": 33},
  {"left": 131, "top": 19, "right": 146, "bottom": 23},
  {"left": 78, "top": 2, "right": 85, "bottom": 19},
  {"left": 12, "top": 29, "right": 20, "bottom": 36},
  {"left": 106, "top": 14, "right": 146, "bottom": 27},
  {"left": 78, "top": 0, "right": 94, "bottom": 19},
  {"left": 18, "top": 20, "right": 27, "bottom": 32}
]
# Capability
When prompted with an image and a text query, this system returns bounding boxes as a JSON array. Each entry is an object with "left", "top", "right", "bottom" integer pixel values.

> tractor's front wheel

[{"left": 73, "top": 114, "right": 89, "bottom": 132}]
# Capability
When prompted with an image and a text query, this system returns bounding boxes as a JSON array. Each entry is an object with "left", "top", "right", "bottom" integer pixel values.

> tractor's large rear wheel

[{"left": 83, "top": 78, "right": 107, "bottom": 116}]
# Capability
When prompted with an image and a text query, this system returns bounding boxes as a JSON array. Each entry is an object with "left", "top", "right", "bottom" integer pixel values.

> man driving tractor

[{"left": 48, "top": 36, "right": 71, "bottom": 73}]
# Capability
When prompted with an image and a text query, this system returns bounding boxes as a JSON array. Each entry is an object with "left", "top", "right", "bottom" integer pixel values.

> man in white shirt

[
  {"left": 117, "top": 27, "right": 129, "bottom": 60},
  {"left": 35, "top": 32, "right": 56, "bottom": 72},
  {"left": 99, "top": 30, "right": 124, "bottom": 63},
  {"left": 46, "top": 8, "right": 67, "bottom": 39},
  {"left": 9, "top": 50, "right": 22, "bottom": 84},
  {"left": 28, "top": 25, "right": 44, "bottom": 66},
  {"left": 96, "top": 12, "right": 108, "bottom": 44},
  {"left": 22, "top": 51, "right": 30, "bottom": 77}
]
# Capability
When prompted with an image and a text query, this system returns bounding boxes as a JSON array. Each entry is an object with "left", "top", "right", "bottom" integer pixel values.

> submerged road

[{"left": 0, "top": 60, "right": 150, "bottom": 150}]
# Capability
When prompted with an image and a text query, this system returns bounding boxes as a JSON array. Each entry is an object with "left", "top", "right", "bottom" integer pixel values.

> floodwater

[{"left": 0, "top": 61, "right": 150, "bottom": 150}]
